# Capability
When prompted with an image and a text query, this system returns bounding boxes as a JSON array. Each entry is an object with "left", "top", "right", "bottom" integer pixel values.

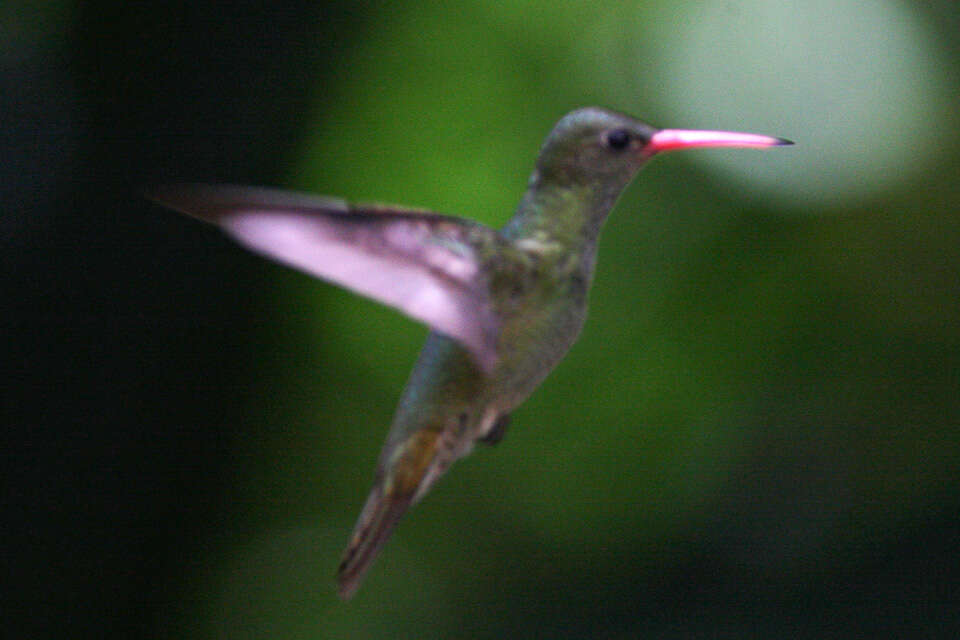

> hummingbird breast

[{"left": 487, "top": 255, "right": 593, "bottom": 410}]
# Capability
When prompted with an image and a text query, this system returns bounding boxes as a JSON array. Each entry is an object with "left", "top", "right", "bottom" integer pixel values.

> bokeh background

[{"left": 4, "top": 1, "right": 960, "bottom": 637}]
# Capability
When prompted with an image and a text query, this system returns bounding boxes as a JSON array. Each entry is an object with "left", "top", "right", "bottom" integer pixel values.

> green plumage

[{"left": 147, "top": 106, "right": 791, "bottom": 599}]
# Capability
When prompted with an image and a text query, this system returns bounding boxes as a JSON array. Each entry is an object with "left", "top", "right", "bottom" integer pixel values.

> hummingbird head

[
  {"left": 533, "top": 106, "right": 792, "bottom": 195},
  {"left": 534, "top": 107, "right": 658, "bottom": 190}
]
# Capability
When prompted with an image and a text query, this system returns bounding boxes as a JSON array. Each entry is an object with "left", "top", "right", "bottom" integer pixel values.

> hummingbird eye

[{"left": 604, "top": 128, "right": 632, "bottom": 151}]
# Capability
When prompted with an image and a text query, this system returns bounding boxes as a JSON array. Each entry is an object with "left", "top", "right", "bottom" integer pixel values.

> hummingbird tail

[
  {"left": 336, "top": 483, "right": 415, "bottom": 600},
  {"left": 337, "top": 429, "right": 445, "bottom": 599}
]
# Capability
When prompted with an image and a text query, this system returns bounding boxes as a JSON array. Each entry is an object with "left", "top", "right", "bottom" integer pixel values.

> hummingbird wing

[{"left": 148, "top": 185, "right": 503, "bottom": 371}]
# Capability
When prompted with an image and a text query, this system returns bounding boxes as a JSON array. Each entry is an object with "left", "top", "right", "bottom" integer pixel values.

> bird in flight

[{"left": 149, "top": 107, "right": 792, "bottom": 599}]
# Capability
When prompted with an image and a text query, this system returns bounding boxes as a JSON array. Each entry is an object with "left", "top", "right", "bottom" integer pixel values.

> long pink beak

[{"left": 648, "top": 129, "right": 793, "bottom": 153}]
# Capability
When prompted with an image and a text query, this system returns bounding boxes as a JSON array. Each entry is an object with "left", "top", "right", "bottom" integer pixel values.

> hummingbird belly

[
  {"left": 490, "top": 280, "right": 590, "bottom": 409},
  {"left": 387, "top": 282, "right": 587, "bottom": 455}
]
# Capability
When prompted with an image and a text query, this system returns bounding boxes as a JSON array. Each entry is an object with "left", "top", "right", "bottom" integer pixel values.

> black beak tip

[{"left": 775, "top": 137, "right": 795, "bottom": 146}]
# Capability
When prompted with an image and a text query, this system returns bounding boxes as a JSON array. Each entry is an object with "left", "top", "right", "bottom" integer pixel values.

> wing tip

[
  {"left": 143, "top": 184, "right": 229, "bottom": 225},
  {"left": 145, "top": 184, "right": 348, "bottom": 225}
]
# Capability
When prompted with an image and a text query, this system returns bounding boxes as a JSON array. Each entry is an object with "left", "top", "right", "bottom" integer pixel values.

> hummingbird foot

[{"left": 478, "top": 413, "right": 511, "bottom": 445}]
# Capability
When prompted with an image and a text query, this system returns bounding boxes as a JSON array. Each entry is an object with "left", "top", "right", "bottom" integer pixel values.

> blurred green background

[{"left": 4, "top": 0, "right": 960, "bottom": 637}]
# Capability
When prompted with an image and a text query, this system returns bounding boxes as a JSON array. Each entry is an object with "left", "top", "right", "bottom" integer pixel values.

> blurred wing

[{"left": 148, "top": 185, "right": 501, "bottom": 371}]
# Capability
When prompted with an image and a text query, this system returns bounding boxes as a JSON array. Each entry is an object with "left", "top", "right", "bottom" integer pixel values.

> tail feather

[
  {"left": 336, "top": 428, "right": 446, "bottom": 599},
  {"left": 337, "top": 484, "right": 414, "bottom": 600}
]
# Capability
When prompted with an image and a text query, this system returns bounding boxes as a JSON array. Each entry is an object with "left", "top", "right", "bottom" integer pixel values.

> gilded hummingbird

[{"left": 148, "top": 107, "right": 791, "bottom": 599}]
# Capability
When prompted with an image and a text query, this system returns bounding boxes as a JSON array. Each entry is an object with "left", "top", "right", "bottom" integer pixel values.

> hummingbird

[{"left": 148, "top": 107, "right": 791, "bottom": 599}]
